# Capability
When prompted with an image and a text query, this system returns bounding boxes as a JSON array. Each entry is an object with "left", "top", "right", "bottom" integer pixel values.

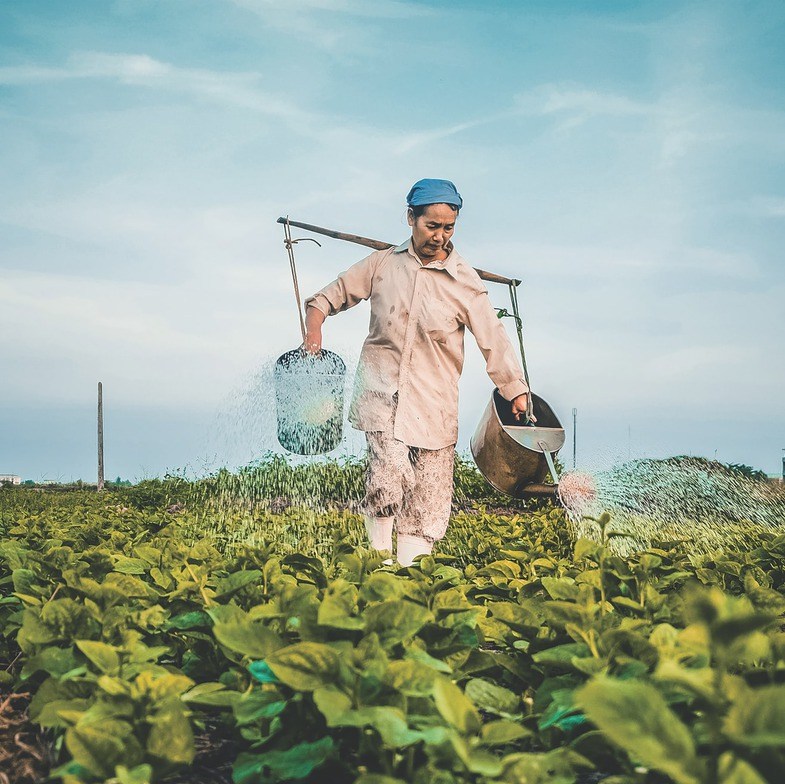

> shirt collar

[{"left": 394, "top": 238, "right": 459, "bottom": 278}]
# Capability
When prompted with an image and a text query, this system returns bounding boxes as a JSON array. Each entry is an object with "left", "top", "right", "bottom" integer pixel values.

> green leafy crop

[{"left": 1, "top": 473, "right": 785, "bottom": 784}]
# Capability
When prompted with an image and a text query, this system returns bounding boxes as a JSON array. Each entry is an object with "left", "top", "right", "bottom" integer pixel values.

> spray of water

[
  {"left": 173, "top": 340, "right": 785, "bottom": 566},
  {"left": 559, "top": 456, "right": 785, "bottom": 556},
  {"left": 185, "top": 348, "right": 369, "bottom": 553}
]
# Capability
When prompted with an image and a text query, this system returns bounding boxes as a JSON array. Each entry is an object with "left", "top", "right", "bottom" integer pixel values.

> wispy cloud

[
  {"left": 390, "top": 83, "right": 659, "bottom": 154},
  {"left": 393, "top": 117, "right": 503, "bottom": 154},
  {"left": 225, "top": 0, "right": 434, "bottom": 53},
  {"left": 0, "top": 52, "right": 316, "bottom": 126},
  {"left": 537, "top": 86, "right": 652, "bottom": 119},
  {"left": 229, "top": 0, "right": 432, "bottom": 19},
  {"left": 511, "top": 81, "right": 785, "bottom": 167},
  {"left": 752, "top": 197, "right": 785, "bottom": 218}
]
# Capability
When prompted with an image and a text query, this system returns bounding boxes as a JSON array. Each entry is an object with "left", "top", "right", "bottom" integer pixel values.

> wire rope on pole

[{"left": 282, "top": 217, "right": 307, "bottom": 345}]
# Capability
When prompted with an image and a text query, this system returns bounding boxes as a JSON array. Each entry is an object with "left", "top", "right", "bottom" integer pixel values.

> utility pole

[
  {"left": 97, "top": 382, "right": 104, "bottom": 492},
  {"left": 572, "top": 407, "right": 577, "bottom": 469},
  {"left": 781, "top": 449, "right": 784, "bottom": 483}
]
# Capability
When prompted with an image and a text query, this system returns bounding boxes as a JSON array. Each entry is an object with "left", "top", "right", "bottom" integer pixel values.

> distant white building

[{"left": 0, "top": 474, "right": 22, "bottom": 485}]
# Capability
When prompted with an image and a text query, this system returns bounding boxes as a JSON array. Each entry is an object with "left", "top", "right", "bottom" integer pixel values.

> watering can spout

[{"left": 516, "top": 482, "right": 560, "bottom": 500}]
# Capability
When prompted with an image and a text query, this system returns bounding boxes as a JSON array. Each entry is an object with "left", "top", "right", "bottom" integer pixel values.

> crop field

[{"left": 1, "top": 460, "right": 785, "bottom": 784}]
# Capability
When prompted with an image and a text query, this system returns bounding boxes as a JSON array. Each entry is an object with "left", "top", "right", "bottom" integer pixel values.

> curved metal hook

[{"left": 283, "top": 236, "right": 322, "bottom": 250}]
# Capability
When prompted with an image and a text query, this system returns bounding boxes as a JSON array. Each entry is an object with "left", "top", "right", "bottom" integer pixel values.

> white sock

[
  {"left": 396, "top": 534, "right": 433, "bottom": 567},
  {"left": 364, "top": 515, "right": 394, "bottom": 552}
]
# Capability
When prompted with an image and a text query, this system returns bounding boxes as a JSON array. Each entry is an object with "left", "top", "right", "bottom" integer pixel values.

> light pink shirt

[{"left": 305, "top": 240, "right": 529, "bottom": 449}]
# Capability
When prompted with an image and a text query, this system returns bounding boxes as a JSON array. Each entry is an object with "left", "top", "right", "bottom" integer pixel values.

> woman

[{"left": 304, "top": 179, "right": 530, "bottom": 565}]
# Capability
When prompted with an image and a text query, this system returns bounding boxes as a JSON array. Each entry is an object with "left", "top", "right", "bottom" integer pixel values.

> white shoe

[
  {"left": 396, "top": 534, "right": 433, "bottom": 567},
  {"left": 364, "top": 515, "right": 394, "bottom": 553}
]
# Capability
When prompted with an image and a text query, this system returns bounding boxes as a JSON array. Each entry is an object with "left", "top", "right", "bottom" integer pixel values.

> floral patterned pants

[{"left": 360, "top": 404, "right": 455, "bottom": 543}]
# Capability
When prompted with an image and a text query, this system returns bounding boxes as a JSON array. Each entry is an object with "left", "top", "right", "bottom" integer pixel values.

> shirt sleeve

[
  {"left": 465, "top": 290, "right": 530, "bottom": 401},
  {"left": 304, "top": 252, "right": 378, "bottom": 317}
]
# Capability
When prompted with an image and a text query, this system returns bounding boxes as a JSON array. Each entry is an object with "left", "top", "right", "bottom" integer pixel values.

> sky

[{"left": 1, "top": 0, "right": 784, "bottom": 482}]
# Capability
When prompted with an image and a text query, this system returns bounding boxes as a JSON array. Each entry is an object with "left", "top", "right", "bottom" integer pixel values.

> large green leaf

[
  {"left": 12, "top": 567, "right": 42, "bottom": 595},
  {"left": 744, "top": 574, "right": 785, "bottom": 614},
  {"left": 332, "top": 705, "right": 421, "bottom": 747},
  {"left": 213, "top": 619, "right": 283, "bottom": 659},
  {"left": 165, "top": 610, "right": 211, "bottom": 630},
  {"left": 725, "top": 685, "right": 785, "bottom": 747},
  {"left": 97, "top": 675, "right": 133, "bottom": 697},
  {"left": 146, "top": 702, "right": 195, "bottom": 765},
  {"left": 500, "top": 748, "right": 584, "bottom": 784},
  {"left": 359, "top": 572, "right": 408, "bottom": 603},
  {"left": 404, "top": 644, "right": 452, "bottom": 673},
  {"left": 181, "top": 682, "right": 240, "bottom": 708},
  {"left": 314, "top": 685, "right": 423, "bottom": 747},
  {"left": 141, "top": 671, "right": 195, "bottom": 702},
  {"left": 363, "top": 600, "right": 433, "bottom": 647},
  {"left": 448, "top": 733, "right": 504, "bottom": 776},
  {"left": 23, "top": 599, "right": 95, "bottom": 647},
  {"left": 114, "top": 764, "right": 154, "bottom": 784},
  {"left": 465, "top": 678, "right": 520, "bottom": 717},
  {"left": 312, "top": 685, "right": 352, "bottom": 722},
  {"left": 480, "top": 719, "right": 532, "bottom": 745},
  {"left": 532, "top": 642, "right": 591, "bottom": 667},
  {"left": 29, "top": 677, "right": 92, "bottom": 722},
  {"left": 21, "top": 645, "right": 79, "bottom": 679},
  {"left": 433, "top": 677, "right": 481, "bottom": 735},
  {"left": 318, "top": 579, "right": 364, "bottom": 630},
  {"left": 65, "top": 720, "right": 143, "bottom": 779},
  {"left": 36, "top": 698, "right": 93, "bottom": 728},
  {"left": 541, "top": 577, "right": 580, "bottom": 601},
  {"left": 113, "top": 556, "right": 150, "bottom": 575},
  {"left": 233, "top": 737, "right": 334, "bottom": 783},
  {"left": 233, "top": 689, "right": 289, "bottom": 725},
  {"left": 385, "top": 660, "right": 437, "bottom": 696},
  {"left": 265, "top": 642, "right": 340, "bottom": 690},
  {"left": 573, "top": 538, "right": 600, "bottom": 561},
  {"left": 212, "top": 569, "right": 262, "bottom": 599},
  {"left": 76, "top": 639, "right": 120, "bottom": 674},
  {"left": 718, "top": 752, "right": 768, "bottom": 784},
  {"left": 654, "top": 659, "right": 719, "bottom": 704},
  {"left": 712, "top": 614, "right": 776, "bottom": 647},
  {"left": 101, "top": 573, "right": 158, "bottom": 601},
  {"left": 487, "top": 601, "right": 541, "bottom": 633},
  {"left": 576, "top": 676, "right": 703, "bottom": 784}
]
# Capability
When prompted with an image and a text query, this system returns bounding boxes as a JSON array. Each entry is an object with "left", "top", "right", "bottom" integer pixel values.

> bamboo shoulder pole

[{"left": 276, "top": 217, "right": 521, "bottom": 287}]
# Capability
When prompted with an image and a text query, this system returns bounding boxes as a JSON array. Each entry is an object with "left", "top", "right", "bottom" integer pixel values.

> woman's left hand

[{"left": 511, "top": 393, "right": 530, "bottom": 421}]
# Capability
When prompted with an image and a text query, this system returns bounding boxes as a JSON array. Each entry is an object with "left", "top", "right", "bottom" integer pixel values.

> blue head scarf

[{"left": 406, "top": 178, "right": 463, "bottom": 209}]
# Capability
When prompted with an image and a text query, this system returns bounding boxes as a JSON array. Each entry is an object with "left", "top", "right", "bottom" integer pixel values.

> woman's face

[{"left": 407, "top": 203, "right": 458, "bottom": 262}]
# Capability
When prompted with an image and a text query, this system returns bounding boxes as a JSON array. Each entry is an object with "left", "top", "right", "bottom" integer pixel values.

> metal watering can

[
  {"left": 469, "top": 276, "right": 565, "bottom": 500},
  {"left": 274, "top": 348, "right": 346, "bottom": 455},
  {"left": 471, "top": 390, "right": 564, "bottom": 499}
]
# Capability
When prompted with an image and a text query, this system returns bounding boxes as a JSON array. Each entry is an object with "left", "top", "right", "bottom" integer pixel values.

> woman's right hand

[
  {"left": 304, "top": 306, "right": 325, "bottom": 354},
  {"left": 304, "top": 332, "right": 322, "bottom": 354}
]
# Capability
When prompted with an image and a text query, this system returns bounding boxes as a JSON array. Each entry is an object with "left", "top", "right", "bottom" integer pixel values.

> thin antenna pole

[
  {"left": 572, "top": 407, "right": 577, "bottom": 469},
  {"left": 97, "top": 382, "right": 104, "bottom": 492}
]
